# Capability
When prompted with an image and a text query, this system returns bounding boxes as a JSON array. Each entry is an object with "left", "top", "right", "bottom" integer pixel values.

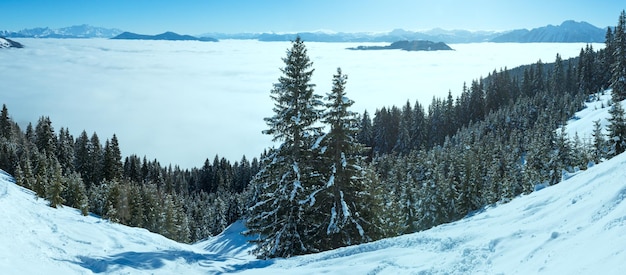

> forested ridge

[
  {"left": 0, "top": 112, "right": 260, "bottom": 242},
  {"left": 1, "top": 10, "right": 625, "bottom": 258}
]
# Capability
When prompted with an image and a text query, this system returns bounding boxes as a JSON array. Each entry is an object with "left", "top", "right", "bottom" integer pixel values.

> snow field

[{"left": 562, "top": 91, "right": 621, "bottom": 141}]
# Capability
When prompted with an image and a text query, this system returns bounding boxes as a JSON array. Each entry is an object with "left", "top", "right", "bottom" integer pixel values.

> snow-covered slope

[
  {"left": 1, "top": 97, "right": 625, "bottom": 274},
  {"left": 0, "top": 170, "right": 218, "bottom": 275},
  {"left": 236, "top": 152, "right": 626, "bottom": 274},
  {"left": 2, "top": 153, "right": 625, "bottom": 274},
  {"left": 563, "top": 91, "right": 622, "bottom": 141}
]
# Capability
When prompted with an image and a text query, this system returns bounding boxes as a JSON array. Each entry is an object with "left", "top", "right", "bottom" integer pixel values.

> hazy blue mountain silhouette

[
  {"left": 491, "top": 20, "right": 605, "bottom": 43},
  {"left": 348, "top": 40, "right": 453, "bottom": 51},
  {"left": 112, "top": 31, "right": 218, "bottom": 42},
  {"left": 0, "top": 24, "right": 123, "bottom": 38}
]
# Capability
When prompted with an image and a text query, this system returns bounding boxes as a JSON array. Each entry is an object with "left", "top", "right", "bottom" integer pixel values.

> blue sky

[{"left": 1, "top": 0, "right": 624, "bottom": 34}]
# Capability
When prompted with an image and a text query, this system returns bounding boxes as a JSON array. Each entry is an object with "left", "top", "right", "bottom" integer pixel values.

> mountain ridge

[
  {"left": 0, "top": 24, "right": 123, "bottom": 38},
  {"left": 111, "top": 31, "right": 218, "bottom": 42},
  {"left": 348, "top": 40, "right": 453, "bottom": 51},
  {"left": 2, "top": 20, "right": 607, "bottom": 43},
  {"left": 491, "top": 20, "right": 605, "bottom": 43},
  {"left": 204, "top": 20, "right": 606, "bottom": 43}
]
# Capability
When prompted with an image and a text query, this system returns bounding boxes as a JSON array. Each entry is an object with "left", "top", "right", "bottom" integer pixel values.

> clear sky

[{"left": 1, "top": 0, "right": 624, "bottom": 34}]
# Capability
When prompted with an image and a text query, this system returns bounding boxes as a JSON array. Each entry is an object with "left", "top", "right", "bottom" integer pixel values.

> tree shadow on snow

[{"left": 69, "top": 250, "right": 272, "bottom": 273}]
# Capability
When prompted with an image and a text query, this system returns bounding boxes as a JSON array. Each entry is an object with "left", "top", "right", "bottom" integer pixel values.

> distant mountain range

[
  {"left": 111, "top": 31, "right": 218, "bottom": 42},
  {"left": 490, "top": 20, "right": 605, "bottom": 43},
  {"left": 0, "top": 24, "right": 123, "bottom": 38},
  {"left": 1, "top": 21, "right": 608, "bottom": 43},
  {"left": 202, "top": 29, "right": 499, "bottom": 43},
  {"left": 205, "top": 20, "right": 607, "bottom": 43}
]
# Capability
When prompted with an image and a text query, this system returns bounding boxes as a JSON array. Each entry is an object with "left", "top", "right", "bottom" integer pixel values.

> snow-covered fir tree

[
  {"left": 607, "top": 101, "right": 626, "bottom": 156},
  {"left": 47, "top": 159, "right": 65, "bottom": 208},
  {"left": 312, "top": 68, "right": 380, "bottom": 250},
  {"left": 103, "top": 134, "right": 123, "bottom": 181},
  {"left": 56, "top": 128, "right": 75, "bottom": 173},
  {"left": 0, "top": 104, "right": 12, "bottom": 140},
  {"left": 63, "top": 172, "right": 89, "bottom": 215},
  {"left": 35, "top": 116, "right": 56, "bottom": 157},
  {"left": 592, "top": 119, "right": 607, "bottom": 162},
  {"left": 610, "top": 10, "right": 626, "bottom": 101},
  {"left": 245, "top": 36, "right": 325, "bottom": 259}
]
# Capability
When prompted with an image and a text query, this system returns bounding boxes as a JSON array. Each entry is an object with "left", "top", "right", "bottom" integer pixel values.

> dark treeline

[
  {"left": 359, "top": 44, "right": 609, "bottom": 157},
  {"left": 0, "top": 110, "right": 259, "bottom": 242}
]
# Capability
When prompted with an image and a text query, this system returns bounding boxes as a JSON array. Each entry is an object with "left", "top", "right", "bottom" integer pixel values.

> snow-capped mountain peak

[{"left": 0, "top": 24, "right": 123, "bottom": 38}]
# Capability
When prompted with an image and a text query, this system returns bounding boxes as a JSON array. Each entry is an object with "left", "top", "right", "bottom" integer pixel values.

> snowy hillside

[
  {"left": 1, "top": 98, "right": 626, "bottom": 274},
  {"left": 236, "top": 152, "right": 626, "bottom": 274},
  {"left": 0, "top": 170, "right": 216, "bottom": 275},
  {"left": 563, "top": 91, "right": 622, "bottom": 141},
  {"left": 0, "top": 37, "right": 23, "bottom": 48}
]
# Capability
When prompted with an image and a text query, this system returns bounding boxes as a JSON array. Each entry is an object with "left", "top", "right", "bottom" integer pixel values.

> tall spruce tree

[
  {"left": 103, "top": 134, "right": 123, "bottom": 181},
  {"left": 56, "top": 128, "right": 75, "bottom": 173},
  {"left": 551, "top": 53, "right": 566, "bottom": 94},
  {"left": 607, "top": 101, "right": 626, "bottom": 156},
  {"left": 356, "top": 110, "right": 373, "bottom": 151},
  {"left": 0, "top": 104, "right": 11, "bottom": 140},
  {"left": 35, "top": 116, "right": 57, "bottom": 157},
  {"left": 611, "top": 10, "right": 626, "bottom": 102},
  {"left": 395, "top": 101, "right": 414, "bottom": 154},
  {"left": 88, "top": 133, "right": 104, "bottom": 185},
  {"left": 314, "top": 68, "right": 376, "bottom": 250},
  {"left": 64, "top": 172, "right": 89, "bottom": 215},
  {"left": 245, "top": 36, "right": 324, "bottom": 259},
  {"left": 592, "top": 119, "right": 607, "bottom": 163},
  {"left": 48, "top": 159, "right": 65, "bottom": 208}
]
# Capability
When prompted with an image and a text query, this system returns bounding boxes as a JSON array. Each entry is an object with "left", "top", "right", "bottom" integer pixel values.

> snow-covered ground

[
  {"left": 563, "top": 91, "right": 622, "bottom": 141},
  {"left": 0, "top": 169, "right": 215, "bottom": 275},
  {"left": 1, "top": 98, "right": 626, "bottom": 274},
  {"left": 237, "top": 153, "right": 626, "bottom": 274}
]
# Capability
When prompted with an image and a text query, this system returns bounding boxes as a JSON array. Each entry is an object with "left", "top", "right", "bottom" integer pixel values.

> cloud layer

[{"left": 0, "top": 39, "right": 600, "bottom": 168}]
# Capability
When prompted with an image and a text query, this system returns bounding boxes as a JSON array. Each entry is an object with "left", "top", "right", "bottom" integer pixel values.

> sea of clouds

[{"left": 0, "top": 39, "right": 602, "bottom": 168}]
